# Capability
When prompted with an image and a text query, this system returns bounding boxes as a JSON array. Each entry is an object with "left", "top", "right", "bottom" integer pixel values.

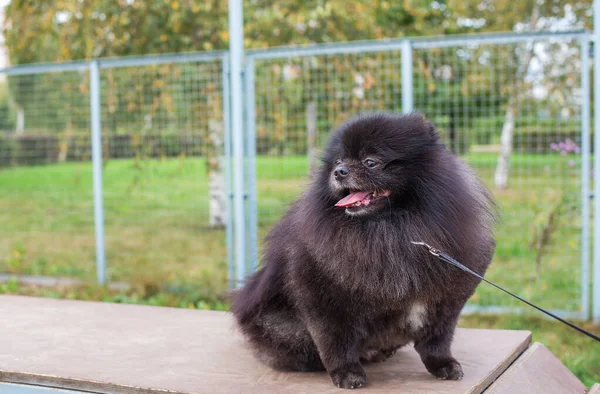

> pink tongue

[{"left": 335, "top": 191, "right": 371, "bottom": 207}]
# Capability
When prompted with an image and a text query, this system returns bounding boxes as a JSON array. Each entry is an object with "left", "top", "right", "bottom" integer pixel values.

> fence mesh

[
  {"left": 0, "top": 59, "right": 230, "bottom": 295},
  {"left": 0, "top": 33, "right": 589, "bottom": 316},
  {"left": 98, "top": 59, "right": 228, "bottom": 292},
  {"left": 0, "top": 70, "right": 96, "bottom": 279}
]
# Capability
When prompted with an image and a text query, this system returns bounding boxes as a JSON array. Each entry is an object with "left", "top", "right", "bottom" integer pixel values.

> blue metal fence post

[
  {"left": 244, "top": 58, "right": 258, "bottom": 273},
  {"left": 222, "top": 53, "right": 235, "bottom": 289},
  {"left": 89, "top": 60, "right": 106, "bottom": 285},
  {"left": 593, "top": 0, "right": 600, "bottom": 324},
  {"left": 401, "top": 40, "right": 414, "bottom": 114},
  {"left": 580, "top": 35, "right": 591, "bottom": 321},
  {"left": 229, "top": 0, "right": 247, "bottom": 287}
]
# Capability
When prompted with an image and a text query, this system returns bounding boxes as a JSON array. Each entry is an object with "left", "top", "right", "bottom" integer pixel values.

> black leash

[{"left": 411, "top": 241, "right": 600, "bottom": 343}]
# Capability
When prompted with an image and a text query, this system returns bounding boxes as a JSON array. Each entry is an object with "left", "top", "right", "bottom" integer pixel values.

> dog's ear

[
  {"left": 424, "top": 120, "right": 439, "bottom": 141},
  {"left": 406, "top": 112, "right": 439, "bottom": 141}
]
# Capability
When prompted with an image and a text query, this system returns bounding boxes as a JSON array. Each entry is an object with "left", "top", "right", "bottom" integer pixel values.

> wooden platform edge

[
  {"left": 588, "top": 383, "right": 600, "bottom": 394},
  {"left": 483, "top": 342, "right": 587, "bottom": 394},
  {"left": 468, "top": 331, "right": 532, "bottom": 394},
  {"left": 0, "top": 371, "right": 184, "bottom": 394}
]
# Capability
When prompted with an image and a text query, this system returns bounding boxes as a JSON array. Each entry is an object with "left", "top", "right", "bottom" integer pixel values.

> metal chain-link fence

[
  {"left": 0, "top": 53, "right": 231, "bottom": 296},
  {"left": 0, "top": 30, "right": 594, "bottom": 319}
]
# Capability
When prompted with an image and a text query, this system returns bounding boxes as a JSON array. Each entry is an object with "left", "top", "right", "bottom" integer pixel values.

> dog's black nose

[{"left": 334, "top": 165, "right": 349, "bottom": 180}]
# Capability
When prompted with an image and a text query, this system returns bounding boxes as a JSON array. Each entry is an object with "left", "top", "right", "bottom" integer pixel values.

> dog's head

[{"left": 322, "top": 112, "right": 441, "bottom": 217}]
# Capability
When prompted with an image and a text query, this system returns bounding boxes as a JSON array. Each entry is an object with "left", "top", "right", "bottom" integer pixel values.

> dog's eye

[{"left": 364, "top": 159, "right": 378, "bottom": 168}]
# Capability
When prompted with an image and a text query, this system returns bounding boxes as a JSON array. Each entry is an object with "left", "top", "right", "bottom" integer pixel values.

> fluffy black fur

[{"left": 231, "top": 113, "right": 496, "bottom": 389}]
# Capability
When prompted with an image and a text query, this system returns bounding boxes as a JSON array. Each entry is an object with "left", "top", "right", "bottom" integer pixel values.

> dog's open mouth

[{"left": 335, "top": 190, "right": 391, "bottom": 208}]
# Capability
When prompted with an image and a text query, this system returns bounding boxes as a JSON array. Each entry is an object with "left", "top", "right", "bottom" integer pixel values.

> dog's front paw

[
  {"left": 428, "top": 358, "right": 464, "bottom": 380},
  {"left": 330, "top": 363, "right": 367, "bottom": 389}
]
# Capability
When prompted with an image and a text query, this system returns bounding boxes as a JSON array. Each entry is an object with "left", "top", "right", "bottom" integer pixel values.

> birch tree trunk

[
  {"left": 15, "top": 106, "right": 24, "bottom": 134},
  {"left": 58, "top": 120, "right": 72, "bottom": 163},
  {"left": 493, "top": 6, "right": 539, "bottom": 189},
  {"left": 494, "top": 104, "right": 515, "bottom": 189},
  {"left": 306, "top": 101, "right": 318, "bottom": 176},
  {"left": 208, "top": 119, "right": 226, "bottom": 228}
]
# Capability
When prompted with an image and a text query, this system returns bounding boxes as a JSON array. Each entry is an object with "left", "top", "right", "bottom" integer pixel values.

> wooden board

[
  {"left": 484, "top": 342, "right": 586, "bottom": 394},
  {"left": 0, "top": 295, "right": 531, "bottom": 394},
  {"left": 0, "top": 382, "right": 81, "bottom": 393},
  {"left": 588, "top": 384, "right": 600, "bottom": 394}
]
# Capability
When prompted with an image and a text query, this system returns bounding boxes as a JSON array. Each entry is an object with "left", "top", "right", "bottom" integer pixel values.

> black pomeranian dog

[{"left": 232, "top": 113, "right": 496, "bottom": 389}]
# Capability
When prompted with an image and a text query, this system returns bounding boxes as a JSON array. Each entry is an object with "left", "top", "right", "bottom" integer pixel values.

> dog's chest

[
  {"left": 405, "top": 301, "right": 428, "bottom": 330},
  {"left": 362, "top": 301, "right": 431, "bottom": 349}
]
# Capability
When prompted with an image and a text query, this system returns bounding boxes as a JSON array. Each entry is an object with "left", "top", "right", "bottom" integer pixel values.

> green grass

[
  {"left": 0, "top": 153, "right": 586, "bottom": 307},
  {"left": 0, "top": 152, "right": 596, "bottom": 385},
  {"left": 0, "top": 153, "right": 585, "bottom": 303}
]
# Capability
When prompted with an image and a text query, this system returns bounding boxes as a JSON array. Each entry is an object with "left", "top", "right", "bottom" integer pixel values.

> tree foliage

[
  {"left": 1, "top": 0, "right": 592, "bottom": 153},
  {"left": 6, "top": 0, "right": 590, "bottom": 64}
]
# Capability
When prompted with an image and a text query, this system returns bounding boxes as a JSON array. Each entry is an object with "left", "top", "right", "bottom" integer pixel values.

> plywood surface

[
  {"left": 484, "top": 342, "right": 586, "bottom": 394},
  {"left": 0, "top": 295, "right": 531, "bottom": 394},
  {"left": 588, "top": 384, "right": 600, "bottom": 394}
]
